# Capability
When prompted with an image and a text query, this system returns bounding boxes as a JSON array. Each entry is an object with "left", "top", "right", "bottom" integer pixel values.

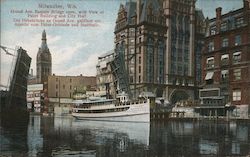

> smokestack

[{"left": 137, "top": 0, "right": 141, "bottom": 24}]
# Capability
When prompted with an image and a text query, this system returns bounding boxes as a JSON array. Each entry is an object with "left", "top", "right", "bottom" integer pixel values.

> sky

[{"left": 0, "top": 0, "right": 243, "bottom": 87}]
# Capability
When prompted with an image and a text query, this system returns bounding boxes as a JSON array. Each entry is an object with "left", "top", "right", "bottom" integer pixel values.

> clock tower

[{"left": 36, "top": 30, "right": 52, "bottom": 84}]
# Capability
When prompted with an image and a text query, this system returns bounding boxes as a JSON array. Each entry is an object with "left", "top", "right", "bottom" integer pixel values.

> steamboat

[{"left": 72, "top": 92, "right": 150, "bottom": 122}]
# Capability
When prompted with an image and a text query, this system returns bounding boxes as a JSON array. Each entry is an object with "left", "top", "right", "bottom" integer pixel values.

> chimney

[
  {"left": 216, "top": 7, "right": 222, "bottom": 20},
  {"left": 244, "top": 0, "right": 250, "bottom": 9},
  {"left": 216, "top": 7, "right": 222, "bottom": 32},
  {"left": 137, "top": 0, "right": 141, "bottom": 24}
]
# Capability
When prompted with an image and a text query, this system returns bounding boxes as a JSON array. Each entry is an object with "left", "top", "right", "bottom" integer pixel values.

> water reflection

[{"left": 0, "top": 116, "right": 249, "bottom": 157}]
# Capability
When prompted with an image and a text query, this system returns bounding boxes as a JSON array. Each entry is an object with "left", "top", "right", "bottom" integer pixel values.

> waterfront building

[
  {"left": 47, "top": 74, "right": 96, "bottom": 115},
  {"left": 36, "top": 30, "right": 52, "bottom": 84},
  {"left": 114, "top": 0, "right": 167, "bottom": 99},
  {"left": 48, "top": 74, "right": 96, "bottom": 99},
  {"left": 27, "top": 84, "right": 43, "bottom": 113},
  {"left": 163, "top": 0, "right": 196, "bottom": 103},
  {"left": 96, "top": 50, "right": 116, "bottom": 98},
  {"left": 200, "top": 1, "right": 250, "bottom": 109},
  {"left": 112, "top": 0, "right": 197, "bottom": 103}
]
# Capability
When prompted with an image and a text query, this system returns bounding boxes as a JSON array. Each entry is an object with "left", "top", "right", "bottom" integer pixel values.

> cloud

[
  {"left": 51, "top": 41, "right": 89, "bottom": 66},
  {"left": 56, "top": 52, "right": 100, "bottom": 76}
]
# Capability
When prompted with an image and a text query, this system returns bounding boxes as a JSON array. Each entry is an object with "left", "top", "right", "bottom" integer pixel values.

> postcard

[{"left": 0, "top": 0, "right": 249, "bottom": 157}]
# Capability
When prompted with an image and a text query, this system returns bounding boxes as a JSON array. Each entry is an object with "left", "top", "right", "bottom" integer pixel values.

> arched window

[
  {"left": 146, "top": 37, "right": 154, "bottom": 82},
  {"left": 158, "top": 40, "right": 165, "bottom": 83}
]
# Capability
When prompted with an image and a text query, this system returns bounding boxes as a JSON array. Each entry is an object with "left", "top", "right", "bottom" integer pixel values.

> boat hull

[{"left": 72, "top": 113, "right": 149, "bottom": 122}]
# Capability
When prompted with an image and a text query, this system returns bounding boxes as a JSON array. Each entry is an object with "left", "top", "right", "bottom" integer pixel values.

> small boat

[{"left": 71, "top": 92, "right": 150, "bottom": 122}]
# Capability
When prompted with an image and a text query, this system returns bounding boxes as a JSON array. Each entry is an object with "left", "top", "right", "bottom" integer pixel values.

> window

[
  {"left": 171, "top": 64, "right": 176, "bottom": 74},
  {"left": 206, "top": 57, "right": 214, "bottom": 68},
  {"left": 56, "top": 78, "right": 58, "bottom": 82},
  {"left": 130, "top": 58, "right": 135, "bottom": 64},
  {"left": 63, "top": 84, "right": 65, "bottom": 89},
  {"left": 158, "top": 40, "right": 165, "bottom": 83},
  {"left": 35, "top": 93, "right": 40, "bottom": 97},
  {"left": 235, "top": 35, "right": 241, "bottom": 46},
  {"left": 222, "top": 38, "right": 229, "bottom": 48},
  {"left": 139, "top": 37, "right": 142, "bottom": 43},
  {"left": 177, "top": 65, "right": 182, "bottom": 75},
  {"left": 56, "top": 84, "right": 58, "bottom": 89},
  {"left": 139, "top": 56, "right": 141, "bottom": 64},
  {"left": 210, "top": 25, "right": 216, "bottom": 35},
  {"left": 70, "top": 85, "right": 72, "bottom": 90},
  {"left": 233, "top": 69, "right": 241, "bottom": 80},
  {"left": 221, "top": 54, "right": 229, "bottom": 65},
  {"left": 233, "top": 90, "right": 241, "bottom": 101},
  {"left": 56, "top": 92, "right": 58, "bottom": 97},
  {"left": 221, "top": 70, "right": 229, "bottom": 81},
  {"left": 184, "top": 65, "right": 188, "bottom": 75},
  {"left": 130, "top": 48, "right": 134, "bottom": 54},
  {"left": 139, "top": 66, "right": 141, "bottom": 73},
  {"left": 129, "top": 28, "right": 135, "bottom": 36},
  {"left": 205, "top": 71, "right": 214, "bottom": 80},
  {"left": 139, "top": 28, "right": 142, "bottom": 34},
  {"left": 233, "top": 52, "right": 241, "bottom": 63},
  {"left": 146, "top": 37, "right": 154, "bottom": 82},
  {"left": 208, "top": 41, "right": 214, "bottom": 52},
  {"left": 184, "top": 50, "right": 189, "bottom": 62},
  {"left": 130, "top": 76, "right": 133, "bottom": 83},
  {"left": 129, "top": 66, "right": 134, "bottom": 74},
  {"left": 220, "top": 22, "right": 227, "bottom": 32},
  {"left": 139, "top": 75, "right": 141, "bottom": 83},
  {"left": 236, "top": 17, "right": 244, "bottom": 28}
]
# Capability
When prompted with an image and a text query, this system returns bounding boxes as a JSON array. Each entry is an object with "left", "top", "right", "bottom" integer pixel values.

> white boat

[{"left": 71, "top": 92, "right": 150, "bottom": 122}]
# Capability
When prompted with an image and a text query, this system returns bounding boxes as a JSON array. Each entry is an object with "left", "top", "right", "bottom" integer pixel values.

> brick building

[
  {"left": 48, "top": 75, "right": 96, "bottom": 99},
  {"left": 200, "top": 0, "right": 250, "bottom": 107}
]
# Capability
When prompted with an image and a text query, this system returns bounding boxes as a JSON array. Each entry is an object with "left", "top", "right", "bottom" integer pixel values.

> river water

[{"left": 0, "top": 115, "right": 249, "bottom": 157}]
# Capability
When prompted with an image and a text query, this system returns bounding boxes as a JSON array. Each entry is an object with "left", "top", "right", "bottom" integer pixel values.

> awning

[
  {"left": 221, "top": 54, "right": 229, "bottom": 59},
  {"left": 207, "top": 57, "right": 214, "bottom": 61},
  {"left": 233, "top": 51, "right": 241, "bottom": 56},
  {"left": 205, "top": 71, "right": 214, "bottom": 80}
]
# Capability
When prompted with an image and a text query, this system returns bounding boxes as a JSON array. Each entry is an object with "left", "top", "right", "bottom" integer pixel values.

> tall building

[
  {"left": 36, "top": 30, "right": 52, "bottom": 84},
  {"left": 113, "top": 0, "right": 196, "bottom": 103},
  {"left": 163, "top": 0, "right": 196, "bottom": 103},
  {"left": 200, "top": 0, "right": 250, "bottom": 106},
  {"left": 114, "top": 0, "right": 167, "bottom": 99}
]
